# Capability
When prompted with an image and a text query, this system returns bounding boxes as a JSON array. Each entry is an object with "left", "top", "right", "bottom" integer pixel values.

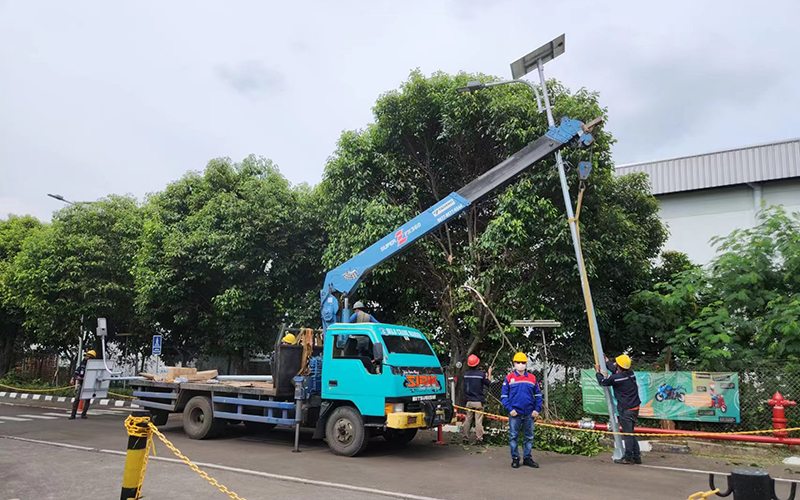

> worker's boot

[
  {"left": 523, "top": 458, "right": 539, "bottom": 468},
  {"left": 511, "top": 457, "right": 520, "bottom": 469},
  {"left": 631, "top": 457, "right": 642, "bottom": 464}
]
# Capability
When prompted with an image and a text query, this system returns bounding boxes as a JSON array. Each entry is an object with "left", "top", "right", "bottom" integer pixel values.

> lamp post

[
  {"left": 47, "top": 193, "right": 76, "bottom": 205},
  {"left": 461, "top": 35, "right": 624, "bottom": 460}
]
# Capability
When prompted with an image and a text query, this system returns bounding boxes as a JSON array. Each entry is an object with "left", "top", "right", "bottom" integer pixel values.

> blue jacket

[{"left": 501, "top": 370, "right": 543, "bottom": 414}]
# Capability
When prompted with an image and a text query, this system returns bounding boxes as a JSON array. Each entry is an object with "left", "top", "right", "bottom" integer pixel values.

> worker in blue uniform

[
  {"left": 501, "top": 352, "right": 543, "bottom": 469},
  {"left": 349, "top": 301, "right": 378, "bottom": 323},
  {"left": 596, "top": 354, "right": 642, "bottom": 464}
]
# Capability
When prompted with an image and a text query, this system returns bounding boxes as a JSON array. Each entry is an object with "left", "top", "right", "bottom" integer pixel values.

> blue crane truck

[{"left": 131, "top": 116, "right": 600, "bottom": 456}]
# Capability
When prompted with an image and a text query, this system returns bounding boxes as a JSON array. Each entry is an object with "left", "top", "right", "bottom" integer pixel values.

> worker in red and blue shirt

[{"left": 501, "top": 352, "right": 542, "bottom": 469}]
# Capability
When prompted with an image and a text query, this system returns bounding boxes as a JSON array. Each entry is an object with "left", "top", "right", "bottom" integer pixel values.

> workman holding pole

[
  {"left": 349, "top": 301, "right": 378, "bottom": 323},
  {"left": 69, "top": 350, "right": 96, "bottom": 420},
  {"left": 595, "top": 354, "right": 641, "bottom": 464},
  {"left": 462, "top": 354, "right": 492, "bottom": 445},
  {"left": 501, "top": 352, "right": 542, "bottom": 469}
]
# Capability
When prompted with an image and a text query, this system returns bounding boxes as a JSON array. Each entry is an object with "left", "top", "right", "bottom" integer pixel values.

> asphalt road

[{"left": 1, "top": 399, "right": 797, "bottom": 500}]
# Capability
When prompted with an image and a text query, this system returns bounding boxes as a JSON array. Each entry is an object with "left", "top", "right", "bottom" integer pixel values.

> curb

[{"left": 0, "top": 391, "right": 139, "bottom": 408}]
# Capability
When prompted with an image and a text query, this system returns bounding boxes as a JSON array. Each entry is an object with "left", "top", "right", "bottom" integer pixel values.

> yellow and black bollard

[{"left": 121, "top": 410, "right": 152, "bottom": 500}]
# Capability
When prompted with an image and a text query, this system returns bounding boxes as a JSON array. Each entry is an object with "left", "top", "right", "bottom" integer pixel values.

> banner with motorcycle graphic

[{"left": 580, "top": 370, "right": 740, "bottom": 423}]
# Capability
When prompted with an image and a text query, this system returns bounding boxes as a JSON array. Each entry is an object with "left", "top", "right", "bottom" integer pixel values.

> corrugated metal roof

[{"left": 615, "top": 138, "right": 800, "bottom": 195}]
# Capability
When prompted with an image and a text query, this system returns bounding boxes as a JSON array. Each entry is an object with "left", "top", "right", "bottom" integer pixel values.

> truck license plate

[
  {"left": 412, "top": 395, "right": 437, "bottom": 401},
  {"left": 408, "top": 416, "right": 417, "bottom": 424}
]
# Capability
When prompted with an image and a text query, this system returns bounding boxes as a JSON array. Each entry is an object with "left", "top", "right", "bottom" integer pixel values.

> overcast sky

[{"left": 2, "top": 1, "right": 798, "bottom": 221}]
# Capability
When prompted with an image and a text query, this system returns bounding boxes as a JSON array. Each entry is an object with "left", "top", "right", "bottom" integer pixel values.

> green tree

[
  {"left": 135, "top": 155, "right": 323, "bottom": 364},
  {"left": 321, "top": 70, "right": 667, "bottom": 374},
  {"left": 6, "top": 196, "right": 144, "bottom": 367},
  {"left": 0, "top": 215, "right": 45, "bottom": 376},
  {"left": 627, "top": 206, "right": 800, "bottom": 370}
]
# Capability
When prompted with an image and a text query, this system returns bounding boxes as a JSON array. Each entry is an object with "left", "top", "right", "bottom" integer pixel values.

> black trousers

[
  {"left": 70, "top": 384, "right": 90, "bottom": 418},
  {"left": 618, "top": 408, "right": 641, "bottom": 459}
]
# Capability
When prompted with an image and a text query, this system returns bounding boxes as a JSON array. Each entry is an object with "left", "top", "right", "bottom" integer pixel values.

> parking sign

[{"left": 152, "top": 335, "right": 162, "bottom": 355}]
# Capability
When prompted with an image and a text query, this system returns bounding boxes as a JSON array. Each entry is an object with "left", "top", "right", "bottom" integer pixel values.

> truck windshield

[{"left": 381, "top": 335, "right": 434, "bottom": 356}]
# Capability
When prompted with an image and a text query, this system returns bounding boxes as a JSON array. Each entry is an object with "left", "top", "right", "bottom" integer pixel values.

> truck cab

[{"left": 320, "top": 323, "right": 454, "bottom": 455}]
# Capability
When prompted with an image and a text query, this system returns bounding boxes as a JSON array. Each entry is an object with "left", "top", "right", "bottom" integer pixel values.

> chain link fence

[{"left": 479, "top": 360, "right": 800, "bottom": 433}]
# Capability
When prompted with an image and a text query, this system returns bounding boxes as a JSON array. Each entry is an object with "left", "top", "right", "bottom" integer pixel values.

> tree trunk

[{"left": 0, "top": 329, "right": 18, "bottom": 378}]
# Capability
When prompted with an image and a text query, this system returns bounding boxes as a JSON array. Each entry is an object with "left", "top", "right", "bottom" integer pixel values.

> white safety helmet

[{"left": 353, "top": 301, "right": 366, "bottom": 310}]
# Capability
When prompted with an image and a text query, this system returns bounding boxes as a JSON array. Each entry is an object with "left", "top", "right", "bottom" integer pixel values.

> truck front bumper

[{"left": 385, "top": 399, "right": 454, "bottom": 429}]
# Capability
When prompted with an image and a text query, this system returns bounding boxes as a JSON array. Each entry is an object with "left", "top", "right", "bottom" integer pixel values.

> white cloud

[{"left": 1, "top": 0, "right": 798, "bottom": 221}]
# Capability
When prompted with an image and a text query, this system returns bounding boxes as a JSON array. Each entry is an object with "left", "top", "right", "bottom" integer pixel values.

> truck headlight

[{"left": 385, "top": 403, "right": 404, "bottom": 414}]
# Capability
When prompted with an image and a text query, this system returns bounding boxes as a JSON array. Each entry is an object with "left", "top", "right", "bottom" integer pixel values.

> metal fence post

[{"left": 293, "top": 377, "right": 304, "bottom": 453}]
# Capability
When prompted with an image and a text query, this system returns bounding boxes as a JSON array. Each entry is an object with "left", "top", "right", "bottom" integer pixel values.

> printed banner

[{"left": 580, "top": 370, "right": 740, "bottom": 423}]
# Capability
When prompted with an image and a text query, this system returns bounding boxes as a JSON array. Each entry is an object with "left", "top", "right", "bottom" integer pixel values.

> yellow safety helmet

[
  {"left": 513, "top": 352, "right": 528, "bottom": 363},
  {"left": 282, "top": 334, "right": 296, "bottom": 344},
  {"left": 615, "top": 354, "right": 631, "bottom": 370},
  {"left": 85, "top": 350, "right": 97, "bottom": 358}
]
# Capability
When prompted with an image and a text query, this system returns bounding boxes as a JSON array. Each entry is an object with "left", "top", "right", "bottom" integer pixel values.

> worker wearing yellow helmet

[
  {"left": 501, "top": 352, "right": 543, "bottom": 469},
  {"left": 69, "top": 349, "right": 97, "bottom": 420},
  {"left": 281, "top": 333, "right": 296, "bottom": 345},
  {"left": 595, "top": 353, "right": 641, "bottom": 464}
]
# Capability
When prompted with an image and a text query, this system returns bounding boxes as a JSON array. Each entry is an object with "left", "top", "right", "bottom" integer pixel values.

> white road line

[
  {"left": 17, "top": 414, "right": 58, "bottom": 420},
  {"left": 0, "top": 416, "right": 33, "bottom": 422},
  {"left": 43, "top": 413, "right": 71, "bottom": 418},
  {"left": 3, "top": 435, "right": 446, "bottom": 500},
  {"left": 639, "top": 464, "right": 800, "bottom": 484}
]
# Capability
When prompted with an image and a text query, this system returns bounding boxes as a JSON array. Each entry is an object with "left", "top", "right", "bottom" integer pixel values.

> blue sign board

[{"left": 152, "top": 335, "right": 162, "bottom": 355}]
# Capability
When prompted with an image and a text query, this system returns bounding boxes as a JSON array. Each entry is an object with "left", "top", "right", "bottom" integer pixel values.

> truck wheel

[
  {"left": 383, "top": 428, "right": 417, "bottom": 446},
  {"left": 244, "top": 420, "right": 277, "bottom": 433},
  {"left": 325, "top": 406, "right": 369, "bottom": 457},
  {"left": 151, "top": 410, "right": 169, "bottom": 427},
  {"left": 183, "top": 396, "right": 223, "bottom": 439}
]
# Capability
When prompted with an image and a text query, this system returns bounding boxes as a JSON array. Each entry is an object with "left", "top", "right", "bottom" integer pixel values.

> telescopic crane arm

[{"left": 320, "top": 116, "right": 601, "bottom": 331}]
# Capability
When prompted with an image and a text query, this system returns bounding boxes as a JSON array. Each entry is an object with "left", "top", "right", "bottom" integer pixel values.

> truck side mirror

[{"left": 373, "top": 343, "right": 384, "bottom": 362}]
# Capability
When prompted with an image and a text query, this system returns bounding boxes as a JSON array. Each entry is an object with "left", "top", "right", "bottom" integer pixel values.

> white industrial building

[{"left": 616, "top": 138, "right": 800, "bottom": 265}]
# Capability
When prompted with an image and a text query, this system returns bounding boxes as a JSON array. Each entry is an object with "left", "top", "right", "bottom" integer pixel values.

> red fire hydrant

[{"left": 768, "top": 392, "right": 796, "bottom": 438}]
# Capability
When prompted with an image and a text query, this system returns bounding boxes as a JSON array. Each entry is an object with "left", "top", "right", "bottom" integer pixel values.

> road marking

[
  {"left": 45, "top": 396, "right": 53, "bottom": 401},
  {"left": 10, "top": 393, "right": 18, "bottom": 398},
  {"left": 57, "top": 397, "right": 66, "bottom": 402},
  {"left": 0, "top": 416, "right": 33, "bottom": 422},
  {"left": 43, "top": 413, "right": 71, "bottom": 418},
  {"left": 33, "top": 394, "right": 41, "bottom": 400},
  {"left": 115, "top": 401, "right": 125, "bottom": 407},
  {"left": 2, "top": 435, "right": 446, "bottom": 500},
  {"left": 0, "top": 392, "right": 6, "bottom": 397},
  {"left": 639, "top": 464, "right": 800, "bottom": 484},
  {"left": 100, "top": 399, "right": 110, "bottom": 405},
  {"left": 17, "top": 414, "right": 58, "bottom": 420},
  {"left": 20, "top": 394, "right": 29, "bottom": 399}
]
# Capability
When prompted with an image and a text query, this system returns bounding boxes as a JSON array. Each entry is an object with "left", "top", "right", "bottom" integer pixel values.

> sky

[{"left": 2, "top": 0, "right": 798, "bottom": 222}]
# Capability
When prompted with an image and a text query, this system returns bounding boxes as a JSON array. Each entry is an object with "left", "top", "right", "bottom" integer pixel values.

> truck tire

[
  {"left": 244, "top": 420, "right": 277, "bottom": 433},
  {"left": 325, "top": 406, "right": 369, "bottom": 457},
  {"left": 383, "top": 428, "right": 417, "bottom": 446},
  {"left": 183, "top": 396, "right": 223, "bottom": 439},
  {"left": 151, "top": 410, "right": 170, "bottom": 427}
]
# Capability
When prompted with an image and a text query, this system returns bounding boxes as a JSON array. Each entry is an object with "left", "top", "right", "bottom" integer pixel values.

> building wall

[{"left": 657, "top": 178, "right": 800, "bottom": 264}]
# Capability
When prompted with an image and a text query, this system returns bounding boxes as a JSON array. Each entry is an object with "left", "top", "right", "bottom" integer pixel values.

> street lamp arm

[{"left": 458, "top": 79, "right": 544, "bottom": 113}]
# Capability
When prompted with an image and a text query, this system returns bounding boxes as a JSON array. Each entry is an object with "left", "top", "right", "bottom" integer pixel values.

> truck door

[{"left": 323, "top": 333, "right": 386, "bottom": 416}]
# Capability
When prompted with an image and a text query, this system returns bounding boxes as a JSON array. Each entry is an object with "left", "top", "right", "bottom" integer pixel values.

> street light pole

[
  {"left": 462, "top": 35, "right": 625, "bottom": 460},
  {"left": 47, "top": 193, "right": 76, "bottom": 205}
]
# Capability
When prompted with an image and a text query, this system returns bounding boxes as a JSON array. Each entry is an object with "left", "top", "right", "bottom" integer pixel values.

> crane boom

[{"left": 320, "top": 116, "right": 599, "bottom": 330}]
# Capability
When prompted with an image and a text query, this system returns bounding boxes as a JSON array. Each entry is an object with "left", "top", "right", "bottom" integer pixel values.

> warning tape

[
  {"left": 454, "top": 405, "right": 800, "bottom": 438},
  {"left": 0, "top": 383, "right": 74, "bottom": 393}
]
